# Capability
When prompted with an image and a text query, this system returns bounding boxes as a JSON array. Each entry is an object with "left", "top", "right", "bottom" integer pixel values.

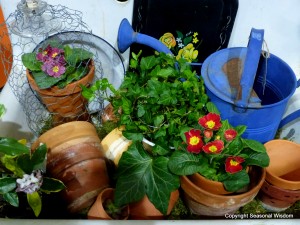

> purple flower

[
  {"left": 16, "top": 170, "right": 43, "bottom": 194},
  {"left": 45, "top": 61, "right": 66, "bottom": 77}
]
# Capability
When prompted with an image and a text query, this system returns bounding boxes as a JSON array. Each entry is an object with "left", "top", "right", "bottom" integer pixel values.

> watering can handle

[{"left": 235, "top": 28, "right": 264, "bottom": 109}]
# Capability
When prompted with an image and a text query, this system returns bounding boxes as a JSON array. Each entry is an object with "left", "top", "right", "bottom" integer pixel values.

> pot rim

[{"left": 181, "top": 166, "right": 266, "bottom": 202}]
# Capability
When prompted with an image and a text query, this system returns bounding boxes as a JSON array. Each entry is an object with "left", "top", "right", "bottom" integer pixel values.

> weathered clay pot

[
  {"left": 87, "top": 188, "right": 129, "bottom": 220},
  {"left": 258, "top": 180, "right": 300, "bottom": 212},
  {"left": 180, "top": 166, "right": 265, "bottom": 216},
  {"left": 26, "top": 60, "right": 95, "bottom": 125},
  {"left": 264, "top": 139, "right": 300, "bottom": 190},
  {"left": 129, "top": 190, "right": 179, "bottom": 220},
  {"left": 188, "top": 173, "right": 232, "bottom": 195},
  {"left": 31, "top": 121, "right": 110, "bottom": 214},
  {"left": 100, "top": 127, "right": 132, "bottom": 166}
]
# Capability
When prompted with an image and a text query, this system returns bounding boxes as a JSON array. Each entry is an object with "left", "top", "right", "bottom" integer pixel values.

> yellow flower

[
  {"left": 159, "top": 33, "right": 176, "bottom": 49},
  {"left": 193, "top": 37, "right": 199, "bottom": 44},
  {"left": 176, "top": 43, "right": 198, "bottom": 62},
  {"left": 193, "top": 32, "right": 198, "bottom": 37}
]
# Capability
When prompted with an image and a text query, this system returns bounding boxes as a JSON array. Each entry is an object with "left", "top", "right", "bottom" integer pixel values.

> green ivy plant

[
  {"left": 0, "top": 138, "right": 65, "bottom": 217},
  {"left": 82, "top": 51, "right": 209, "bottom": 215},
  {"left": 0, "top": 104, "right": 5, "bottom": 118}
]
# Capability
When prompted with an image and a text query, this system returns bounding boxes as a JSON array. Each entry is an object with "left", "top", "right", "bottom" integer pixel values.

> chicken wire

[{"left": 0, "top": 1, "right": 125, "bottom": 136}]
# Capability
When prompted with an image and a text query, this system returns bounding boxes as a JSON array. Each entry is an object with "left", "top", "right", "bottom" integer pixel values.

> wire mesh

[{"left": 0, "top": 1, "right": 125, "bottom": 136}]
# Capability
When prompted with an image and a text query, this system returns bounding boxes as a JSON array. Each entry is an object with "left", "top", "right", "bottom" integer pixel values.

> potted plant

[
  {"left": 87, "top": 188, "right": 129, "bottom": 220},
  {"left": 82, "top": 51, "right": 209, "bottom": 217},
  {"left": 167, "top": 104, "right": 270, "bottom": 216},
  {"left": 22, "top": 41, "right": 94, "bottom": 126},
  {"left": 0, "top": 137, "right": 65, "bottom": 217}
]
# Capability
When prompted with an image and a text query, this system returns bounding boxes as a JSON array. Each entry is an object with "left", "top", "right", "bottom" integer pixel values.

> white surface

[{"left": 0, "top": 0, "right": 300, "bottom": 224}]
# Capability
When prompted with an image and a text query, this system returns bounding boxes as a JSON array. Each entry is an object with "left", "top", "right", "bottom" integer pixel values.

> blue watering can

[
  {"left": 201, "top": 28, "right": 300, "bottom": 143},
  {"left": 117, "top": 19, "right": 300, "bottom": 143}
]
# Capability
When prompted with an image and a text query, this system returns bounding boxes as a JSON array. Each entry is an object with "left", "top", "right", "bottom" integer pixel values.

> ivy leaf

[
  {"left": 27, "top": 191, "right": 42, "bottom": 217},
  {"left": 122, "top": 131, "right": 143, "bottom": 142},
  {"left": 114, "top": 142, "right": 180, "bottom": 215},
  {"left": 157, "top": 67, "right": 174, "bottom": 78},
  {"left": 0, "top": 138, "right": 29, "bottom": 156},
  {"left": 140, "top": 55, "right": 159, "bottom": 71},
  {"left": 0, "top": 177, "right": 17, "bottom": 194},
  {"left": 3, "top": 192, "right": 19, "bottom": 207}
]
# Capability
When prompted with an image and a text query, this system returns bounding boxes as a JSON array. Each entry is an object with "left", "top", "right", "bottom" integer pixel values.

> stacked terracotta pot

[{"left": 258, "top": 139, "right": 300, "bottom": 212}]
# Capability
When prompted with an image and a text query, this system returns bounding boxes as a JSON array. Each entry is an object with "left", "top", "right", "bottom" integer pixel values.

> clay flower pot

[
  {"left": 259, "top": 180, "right": 300, "bottom": 212},
  {"left": 188, "top": 173, "right": 232, "bottom": 195},
  {"left": 31, "top": 121, "right": 110, "bottom": 214},
  {"left": 87, "top": 188, "right": 129, "bottom": 220},
  {"left": 26, "top": 60, "right": 95, "bottom": 125},
  {"left": 264, "top": 139, "right": 300, "bottom": 190},
  {"left": 180, "top": 166, "right": 265, "bottom": 216},
  {"left": 101, "top": 127, "right": 132, "bottom": 166},
  {"left": 257, "top": 139, "right": 300, "bottom": 211},
  {"left": 129, "top": 190, "right": 179, "bottom": 220}
]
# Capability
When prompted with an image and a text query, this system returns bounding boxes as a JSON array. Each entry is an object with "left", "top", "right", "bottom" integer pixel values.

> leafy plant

[
  {"left": 104, "top": 198, "right": 128, "bottom": 219},
  {"left": 82, "top": 51, "right": 208, "bottom": 152},
  {"left": 82, "top": 51, "right": 208, "bottom": 215},
  {"left": 168, "top": 104, "right": 270, "bottom": 192},
  {"left": 0, "top": 138, "right": 65, "bottom": 217},
  {"left": 22, "top": 42, "right": 93, "bottom": 89}
]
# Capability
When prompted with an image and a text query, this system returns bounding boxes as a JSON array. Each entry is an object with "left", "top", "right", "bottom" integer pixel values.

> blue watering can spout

[{"left": 117, "top": 18, "right": 172, "bottom": 54}]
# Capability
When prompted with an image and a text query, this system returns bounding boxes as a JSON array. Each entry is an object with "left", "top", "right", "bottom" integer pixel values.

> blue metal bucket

[{"left": 201, "top": 28, "right": 298, "bottom": 143}]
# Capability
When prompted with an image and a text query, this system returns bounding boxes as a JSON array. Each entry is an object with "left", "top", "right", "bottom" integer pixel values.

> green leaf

[
  {"left": 1, "top": 155, "right": 25, "bottom": 177},
  {"left": 121, "top": 97, "right": 132, "bottom": 115},
  {"left": 40, "top": 177, "right": 65, "bottom": 193},
  {"left": 31, "top": 71, "right": 64, "bottom": 89},
  {"left": 140, "top": 55, "right": 158, "bottom": 71},
  {"left": 206, "top": 102, "right": 220, "bottom": 114},
  {"left": 122, "top": 131, "right": 143, "bottom": 142},
  {"left": 21, "top": 53, "right": 42, "bottom": 71},
  {"left": 114, "top": 142, "right": 180, "bottom": 215},
  {"left": 0, "top": 104, "right": 6, "bottom": 118},
  {"left": 153, "top": 115, "right": 164, "bottom": 127},
  {"left": 137, "top": 104, "right": 146, "bottom": 117},
  {"left": 16, "top": 154, "right": 32, "bottom": 174},
  {"left": 64, "top": 47, "right": 93, "bottom": 66},
  {"left": 221, "top": 170, "right": 250, "bottom": 192},
  {"left": 243, "top": 139, "right": 267, "bottom": 153},
  {"left": 245, "top": 151, "right": 270, "bottom": 167},
  {"left": 168, "top": 151, "right": 205, "bottom": 175},
  {"left": 157, "top": 67, "right": 174, "bottom": 78},
  {"left": 31, "top": 144, "right": 47, "bottom": 171},
  {"left": 27, "top": 191, "right": 42, "bottom": 217},
  {"left": 0, "top": 177, "right": 17, "bottom": 194},
  {"left": 3, "top": 192, "right": 19, "bottom": 207},
  {"left": 0, "top": 138, "right": 30, "bottom": 156}
]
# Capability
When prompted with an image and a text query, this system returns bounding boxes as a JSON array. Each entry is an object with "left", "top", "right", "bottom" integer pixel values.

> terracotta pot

[
  {"left": 258, "top": 180, "right": 300, "bottom": 212},
  {"left": 101, "top": 127, "right": 132, "bottom": 166},
  {"left": 31, "top": 121, "right": 110, "bottom": 214},
  {"left": 87, "top": 188, "right": 129, "bottom": 220},
  {"left": 180, "top": 166, "right": 265, "bottom": 216},
  {"left": 129, "top": 190, "right": 179, "bottom": 219},
  {"left": 264, "top": 139, "right": 300, "bottom": 190},
  {"left": 26, "top": 60, "right": 95, "bottom": 125},
  {"left": 188, "top": 173, "right": 231, "bottom": 195}
]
